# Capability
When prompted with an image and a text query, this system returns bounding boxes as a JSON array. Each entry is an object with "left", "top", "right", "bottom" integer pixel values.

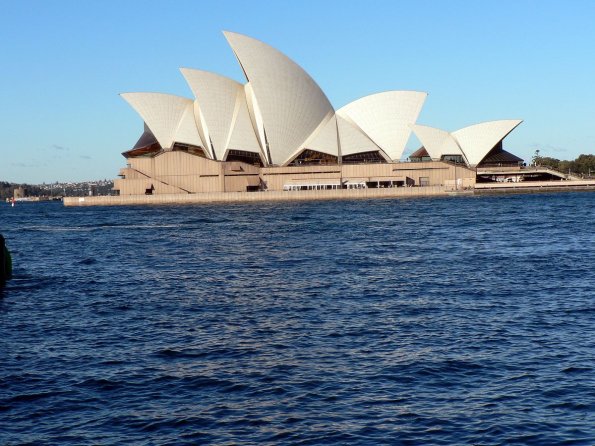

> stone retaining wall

[{"left": 64, "top": 186, "right": 449, "bottom": 206}]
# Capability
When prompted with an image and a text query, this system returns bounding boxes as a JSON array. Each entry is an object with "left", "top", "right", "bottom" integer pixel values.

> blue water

[{"left": 1, "top": 193, "right": 594, "bottom": 445}]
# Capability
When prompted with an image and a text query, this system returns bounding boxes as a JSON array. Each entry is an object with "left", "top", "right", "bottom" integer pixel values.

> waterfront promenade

[
  {"left": 63, "top": 179, "right": 595, "bottom": 206},
  {"left": 64, "top": 185, "right": 452, "bottom": 206}
]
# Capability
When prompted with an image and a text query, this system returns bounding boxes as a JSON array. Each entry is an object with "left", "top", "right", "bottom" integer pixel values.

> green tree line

[{"left": 532, "top": 153, "right": 595, "bottom": 177}]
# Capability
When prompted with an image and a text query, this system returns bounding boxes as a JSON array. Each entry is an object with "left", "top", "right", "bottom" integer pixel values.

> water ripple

[{"left": 1, "top": 193, "right": 595, "bottom": 444}]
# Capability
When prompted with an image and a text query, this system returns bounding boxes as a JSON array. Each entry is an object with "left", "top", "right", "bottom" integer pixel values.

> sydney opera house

[{"left": 114, "top": 31, "right": 525, "bottom": 196}]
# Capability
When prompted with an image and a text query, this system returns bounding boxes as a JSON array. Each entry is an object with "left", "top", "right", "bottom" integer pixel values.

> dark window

[
  {"left": 226, "top": 149, "right": 264, "bottom": 166},
  {"left": 288, "top": 149, "right": 338, "bottom": 166},
  {"left": 441, "top": 155, "right": 465, "bottom": 164},
  {"left": 172, "top": 143, "right": 208, "bottom": 158},
  {"left": 342, "top": 151, "right": 386, "bottom": 164}
]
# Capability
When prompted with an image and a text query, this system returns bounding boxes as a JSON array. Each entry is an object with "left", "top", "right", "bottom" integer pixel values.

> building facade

[{"left": 114, "top": 31, "right": 521, "bottom": 196}]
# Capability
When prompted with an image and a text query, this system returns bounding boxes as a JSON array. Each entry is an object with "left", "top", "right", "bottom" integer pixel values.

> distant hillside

[{"left": 0, "top": 180, "right": 114, "bottom": 200}]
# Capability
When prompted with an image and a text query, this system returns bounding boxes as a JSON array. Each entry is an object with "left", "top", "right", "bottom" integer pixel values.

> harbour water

[{"left": 1, "top": 193, "right": 594, "bottom": 445}]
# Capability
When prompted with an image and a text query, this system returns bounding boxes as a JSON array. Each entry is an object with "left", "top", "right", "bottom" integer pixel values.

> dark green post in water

[{"left": 0, "top": 234, "right": 12, "bottom": 286}]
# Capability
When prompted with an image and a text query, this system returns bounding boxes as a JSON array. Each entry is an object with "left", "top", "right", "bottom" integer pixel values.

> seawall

[
  {"left": 64, "top": 186, "right": 456, "bottom": 206},
  {"left": 474, "top": 180, "right": 595, "bottom": 195},
  {"left": 63, "top": 180, "right": 595, "bottom": 207}
]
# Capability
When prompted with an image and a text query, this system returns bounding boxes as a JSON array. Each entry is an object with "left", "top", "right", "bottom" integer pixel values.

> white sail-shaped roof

[
  {"left": 244, "top": 83, "right": 268, "bottom": 162},
  {"left": 226, "top": 89, "right": 264, "bottom": 159},
  {"left": 337, "top": 91, "right": 427, "bottom": 161},
  {"left": 224, "top": 31, "right": 335, "bottom": 165},
  {"left": 411, "top": 124, "right": 464, "bottom": 161},
  {"left": 298, "top": 113, "right": 339, "bottom": 158},
  {"left": 337, "top": 115, "right": 384, "bottom": 157},
  {"left": 175, "top": 101, "right": 205, "bottom": 149},
  {"left": 120, "top": 93, "right": 191, "bottom": 150},
  {"left": 181, "top": 68, "right": 245, "bottom": 160},
  {"left": 192, "top": 102, "right": 214, "bottom": 159},
  {"left": 452, "top": 119, "right": 523, "bottom": 166}
]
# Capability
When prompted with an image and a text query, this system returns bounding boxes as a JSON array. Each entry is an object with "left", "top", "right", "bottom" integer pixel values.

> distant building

[
  {"left": 114, "top": 32, "right": 522, "bottom": 195},
  {"left": 13, "top": 187, "right": 25, "bottom": 199}
]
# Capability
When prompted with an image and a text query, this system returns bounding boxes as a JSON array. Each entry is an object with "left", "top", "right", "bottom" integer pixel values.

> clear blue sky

[{"left": 1, "top": 0, "right": 594, "bottom": 183}]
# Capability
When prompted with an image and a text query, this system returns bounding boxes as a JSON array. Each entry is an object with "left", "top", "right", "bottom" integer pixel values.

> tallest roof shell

[{"left": 223, "top": 31, "right": 335, "bottom": 165}]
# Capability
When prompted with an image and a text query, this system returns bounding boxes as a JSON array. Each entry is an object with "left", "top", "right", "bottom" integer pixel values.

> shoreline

[
  {"left": 64, "top": 186, "right": 452, "bottom": 206},
  {"left": 63, "top": 182, "right": 595, "bottom": 206},
  {"left": 475, "top": 186, "right": 595, "bottom": 195}
]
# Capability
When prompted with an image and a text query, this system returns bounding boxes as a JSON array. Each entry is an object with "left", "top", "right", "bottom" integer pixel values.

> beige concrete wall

[
  {"left": 444, "top": 178, "right": 475, "bottom": 190},
  {"left": 223, "top": 161, "right": 261, "bottom": 192},
  {"left": 260, "top": 165, "right": 340, "bottom": 190},
  {"left": 128, "top": 157, "right": 153, "bottom": 175},
  {"left": 152, "top": 152, "right": 220, "bottom": 176},
  {"left": 118, "top": 168, "right": 147, "bottom": 179},
  {"left": 259, "top": 161, "right": 476, "bottom": 191},
  {"left": 261, "top": 165, "right": 342, "bottom": 175},
  {"left": 224, "top": 161, "right": 261, "bottom": 175},
  {"left": 262, "top": 170, "right": 342, "bottom": 190},
  {"left": 385, "top": 162, "right": 475, "bottom": 188},
  {"left": 119, "top": 152, "right": 262, "bottom": 194},
  {"left": 122, "top": 152, "right": 221, "bottom": 194},
  {"left": 116, "top": 154, "right": 478, "bottom": 195},
  {"left": 66, "top": 186, "right": 454, "bottom": 206},
  {"left": 224, "top": 176, "right": 258, "bottom": 192},
  {"left": 341, "top": 161, "right": 474, "bottom": 188},
  {"left": 152, "top": 182, "right": 185, "bottom": 194},
  {"left": 341, "top": 163, "right": 395, "bottom": 178},
  {"left": 113, "top": 178, "right": 148, "bottom": 195}
]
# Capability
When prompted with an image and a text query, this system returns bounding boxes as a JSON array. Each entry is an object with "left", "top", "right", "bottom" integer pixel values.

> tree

[
  {"left": 531, "top": 149, "right": 540, "bottom": 166},
  {"left": 534, "top": 156, "right": 561, "bottom": 170},
  {"left": 572, "top": 154, "right": 595, "bottom": 175}
]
